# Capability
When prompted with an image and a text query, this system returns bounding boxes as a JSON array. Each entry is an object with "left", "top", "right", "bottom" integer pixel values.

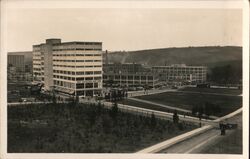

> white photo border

[{"left": 0, "top": 0, "right": 249, "bottom": 159}]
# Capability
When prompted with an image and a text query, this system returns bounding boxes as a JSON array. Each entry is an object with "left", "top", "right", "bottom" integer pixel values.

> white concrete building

[{"left": 33, "top": 38, "right": 103, "bottom": 98}]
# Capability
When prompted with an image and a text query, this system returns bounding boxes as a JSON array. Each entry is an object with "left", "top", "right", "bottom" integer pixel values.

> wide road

[{"left": 159, "top": 113, "right": 242, "bottom": 153}]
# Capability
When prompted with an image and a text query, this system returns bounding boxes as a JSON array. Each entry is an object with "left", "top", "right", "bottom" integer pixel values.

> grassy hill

[{"left": 108, "top": 46, "right": 242, "bottom": 68}]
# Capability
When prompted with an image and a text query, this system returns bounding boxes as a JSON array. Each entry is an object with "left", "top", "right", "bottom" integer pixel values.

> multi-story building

[
  {"left": 33, "top": 38, "right": 103, "bottom": 98},
  {"left": 8, "top": 51, "right": 33, "bottom": 82},
  {"left": 152, "top": 64, "right": 207, "bottom": 84},
  {"left": 103, "top": 63, "right": 159, "bottom": 88}
]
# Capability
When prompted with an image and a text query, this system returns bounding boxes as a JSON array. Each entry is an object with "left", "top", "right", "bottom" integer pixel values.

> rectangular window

[
  {"left": 76, "top": 83, "right": 84, "bottom": 89},
  {"left": 85, "top": 60, "right": 93, "bottom": 62},
  {"left": 94, "top": 71, "right": 102, "bottom": 74},
  {"left": 76, "top": 72, "right": 84, "bottom": 75},
  {"left": 77, "top": 77, "right": 85, "bottom": 80},
  {"left": 85, "top": 71, "right": 93, "bottom": 75},
  {"left": 94, "top": 77, "right": 102, "bottom": 80},
  {"left": 85, "top": 54, "right": 93, "bottom": 56},
  {"left": 86, "top": 77, "right": 93, "bottom": 81},
  {"left": 85, "top": 83, "right": 93, "bottom": 88}
]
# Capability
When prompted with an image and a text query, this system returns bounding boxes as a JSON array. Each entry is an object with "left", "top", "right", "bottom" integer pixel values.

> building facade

[
  {"left": 33, "top": 39, "right": 103, "bottom": 97},
  {"left": 103, "top": 63, "right": 159, "bottom": 88},
  {"left": 152, "top": 64, "right": 207, "bottom": 84},
  {"left": 103, "top": 73, "right": 158, "bottom": 88},
  {"left": 8, "top": 51, "right": 33, "bottom": 82},
  {"left": 103, "top": 63, "right": 149, "bottom": 74}
]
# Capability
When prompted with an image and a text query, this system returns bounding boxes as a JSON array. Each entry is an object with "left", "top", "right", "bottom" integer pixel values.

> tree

[
  {"left": 204, "top": 102, "right": 212, "bottom": 117},
  {"left": 150, "top": 113, "right": 157, "bottom": 129},
  {"left": 210, "top": 64, "right": 242, "bottom": 85},
  {"left": 52, "top": 90, "right": 57, "bottom": 104},
  {"left": 75, "top": 95, "right": 79, "bottom": 105},
  {"left": 173, "top": 110, "right": 179, "bottom": 124},
  {"left": 110, "top": 101, "right": 118, "bottom": 119},
  {"left": 197, "top": 105, "right": 204, "bottom": 119},
  {"left": 192, "top": 105, "right": 198, "bottom": 115}
]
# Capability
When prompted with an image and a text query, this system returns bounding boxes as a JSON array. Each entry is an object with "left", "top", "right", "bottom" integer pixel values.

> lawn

[
  {"left": 8, "top": 103, "right": 197, "bottom": 153},
  {"left": 118, "top": 99, "right": 192, "bottom": 116},
  {"left": 135, "top": 92, "right": 242, "bottom": 117},
  {"left": 179, "top": 87, "right": 242, "bottom": 96}
]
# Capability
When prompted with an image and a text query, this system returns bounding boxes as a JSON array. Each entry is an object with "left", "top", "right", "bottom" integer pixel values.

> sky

[{"left": 6, "top": 8, "right": 242, "bottom": 52}]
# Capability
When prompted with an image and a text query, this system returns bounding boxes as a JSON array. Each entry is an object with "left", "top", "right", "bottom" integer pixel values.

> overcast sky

[{"left": 6, "top": 8, "right": 242, "bottom": 52}]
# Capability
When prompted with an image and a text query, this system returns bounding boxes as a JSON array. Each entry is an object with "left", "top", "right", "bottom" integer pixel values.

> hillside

[{"left": 107, "top": 46, "right": 242, "bottom": 69}]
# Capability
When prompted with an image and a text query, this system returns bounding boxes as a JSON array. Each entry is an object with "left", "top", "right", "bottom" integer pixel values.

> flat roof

[
  {"left": 33, "top": 41, "right": 102, "bottom": 47},
  {"left": 53, "top": 41, "right": 102, "bottom": 46},
  {"left": 8, "top": 51, "right": 32, "bottom": 55}
]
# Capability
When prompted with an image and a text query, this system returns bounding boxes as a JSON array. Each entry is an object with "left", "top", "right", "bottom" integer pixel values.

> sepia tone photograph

[{"left": 0, "top": 0, "right": 249, "bottom": 159}]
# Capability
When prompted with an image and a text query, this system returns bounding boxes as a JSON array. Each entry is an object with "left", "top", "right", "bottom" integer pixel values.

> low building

[
  {"left": 103, "top": 63, "right": 159, "bottom": 88},
  {"left": 103, "top": 63, "right": 149, "bottom": 74},
  {"left": 103, "top": 73, "right": 158, "bottom": 88}
]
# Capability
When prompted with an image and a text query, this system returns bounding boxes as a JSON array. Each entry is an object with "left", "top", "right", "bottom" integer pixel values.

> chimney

[{"left": 105, "top": 50, "right": 108, "bottom": 65}]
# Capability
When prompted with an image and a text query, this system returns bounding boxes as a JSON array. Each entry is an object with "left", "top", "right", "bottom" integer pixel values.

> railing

[
  {"left": 136, "top": 125, "right": 212, "bottom": 153},
  {"left": 103, "top": 102, "right": 214, "bottom": 126},
  {"left": 136, "top": 107, "right": 242, "bottom": 153}
]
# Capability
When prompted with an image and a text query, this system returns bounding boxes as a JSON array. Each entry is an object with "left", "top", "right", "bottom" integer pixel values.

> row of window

[
  {"left": 53, "top": 65, "right": 102, "bottom": 68},
  {"left": 75, "top": 77, "right": 102, "bottom": 81},
  {"left": 159, "top": 72, "right": 206, "bottom": 75},
  {"left": 103, "top": 81, "right": 154, "bottom": 85},
  {"left": 153, "top": 68, "right": 206, "bottom": 71},
  {"left": 33, "top": 59, "right": 41, "bottom": 62},
  {"left": 33, "top": 68, "right": 41, "bottom": 71},
  {"left": 53, "top": 70, "right": 102, "bottom": 75},
  {"left": 103, "top": 75, "right": 154, "bottom": 81},
  {"left": 53, "top": 59, "right": 101, "bottom": 62},
  {"left": 155, "top": 70, "right": 206, "bottom": 72},
  {"left": 76, "top": 71, "right": 102, "bottom": 75},
  {"left": 165, "top": 74, "right": 205, "bottom": 77},
  {"left": 53, "top": 54, "right": 102, "bottom": 57},
  {"left": 53, "top": 70, "right": 75, "bottom": 74},
  {"left": 53, "top": 75, "right": 102, "bottom": 81},
  {"left": 53, "top": 81, "right": 100, "bottom": 89},
  {"left": 75, "top": 65, "right": 102, "bottom": 68},
  {"left": 53, "top": 48, "right": 101, "bottom": 51},
  {"left": 33, "top": 54, "right": 40, "bottom": 57},
  {"left": 54, "top": 80, "right": 75, "bottom": 89},
  {"left": 76, "top": 83, "right": 99, "bottom": 89}
]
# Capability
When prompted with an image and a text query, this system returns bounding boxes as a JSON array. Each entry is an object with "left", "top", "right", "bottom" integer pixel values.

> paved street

[{"left": 159, "top": 113, "right": 242, "bottom": 153}]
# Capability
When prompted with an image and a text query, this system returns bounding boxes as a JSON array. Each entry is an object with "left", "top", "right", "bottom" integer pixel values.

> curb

[{"left": 136, "top": 125, "right": 212, "bottom": 153}]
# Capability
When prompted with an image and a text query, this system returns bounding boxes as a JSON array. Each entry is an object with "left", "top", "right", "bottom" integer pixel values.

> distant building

[
  {"left": 152, "top": 64, "right": 207, "bottom": 84},
  {"left": 103, "top": 63, "right": 149, "bottom": 74},
  {"left": 33, "top": 38, "right": 103, "bottom": 98},
  {"left": 7, "top": 51, "right": 33, "bottom": 82},
  {"left": 103, "top": 63, "right": 159, "bottom": 88},
  {"left": 103, "top": 73, "right": 159, "bottom": 88}
]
